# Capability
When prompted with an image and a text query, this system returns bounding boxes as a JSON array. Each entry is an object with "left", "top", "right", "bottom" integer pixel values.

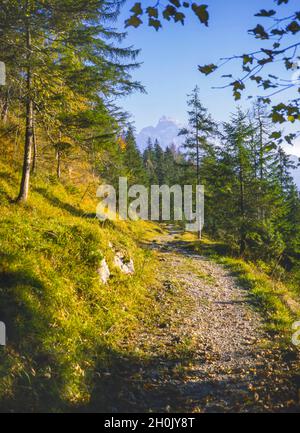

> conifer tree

[
  {"left": 179, "top": 86, "right": 216, "bottom": 238},
  {"left": 179, "top": 86, "right": 216, "bottom": 185},
  {"left": 123, "top": 125, "right": 145, "bottom": 185},
  {"left": 0, "top": 0, "right": 143, "bottom": 201},
  {"left": 143, "top": 138, "right": 158, "bottom": 184}
]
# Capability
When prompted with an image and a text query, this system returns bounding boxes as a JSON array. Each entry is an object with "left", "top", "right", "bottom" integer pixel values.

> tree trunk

[
  {"left": 259, "top": 118, "right": 264, "bottom": 181},
  {"left": 251, "top": 132, "right": 258, "bottom": 179},
  {"left": 17, "top": 22, "right": 33, "bottom": 203},
  {"left": 196, "top": 121, "right": 201, "bottom": 240},
  {"left": 1, "top": 88, "right": 9, "bottom": 123},
  {"left": 56, "top": 150, "right": 61, "bottom": 179},
  {"left": 239, "top": 160, "right": 246, "bottom": 255},
  {"left": 31, "top": 114, "right": 37, "bottom": 174},
  {"left": 258, "top": 116, "right": 266, "bottom": 220}
]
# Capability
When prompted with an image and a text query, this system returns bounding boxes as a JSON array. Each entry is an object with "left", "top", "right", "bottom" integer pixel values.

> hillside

[{"left": 0, "top": 146, "right": 167, "bottom": 411}]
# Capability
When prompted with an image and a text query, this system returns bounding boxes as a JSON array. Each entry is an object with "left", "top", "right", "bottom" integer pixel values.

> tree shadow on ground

[
  {"left": 0, "top": 171, "right": 15, "bottom": 203},
  {"left": 36, "top": 187, "right": 84, "bottom": 217},
  {"left": 79, "top": 344, "right": 300, "bottom": 413},
  {"left": 35, "top": 187, "right": 96, "bottom": 219},
  {"left": 0, "top": 253, "right": 70, "bottom": 413}
]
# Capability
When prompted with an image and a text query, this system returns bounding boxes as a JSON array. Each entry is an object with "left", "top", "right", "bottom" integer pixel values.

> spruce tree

[
  {"left": 123, "top": 126, "right": 145, "bottom": 185},
  {"left": 179, "top": 86, "right": 216, "bottom": 186}
]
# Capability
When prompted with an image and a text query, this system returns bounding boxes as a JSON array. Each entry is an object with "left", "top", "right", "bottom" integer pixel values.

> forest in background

[{"left": 130, "top": 88, "right": 300, "bottom": 292}]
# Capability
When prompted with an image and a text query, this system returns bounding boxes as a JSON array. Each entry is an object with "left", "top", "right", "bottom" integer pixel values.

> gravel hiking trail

[{"left": 90, "top": 229, "right": 300, "bottom": 413}]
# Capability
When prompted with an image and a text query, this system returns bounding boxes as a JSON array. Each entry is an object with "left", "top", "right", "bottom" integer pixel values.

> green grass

[
  {"left": 0, "top": 159, "right": 163, "bottom": 411},
  {"left": 219, "top": 258, "right": 294, "bottom": 334}
]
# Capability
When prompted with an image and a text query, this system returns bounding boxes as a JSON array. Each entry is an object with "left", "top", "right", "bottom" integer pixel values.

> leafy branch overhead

[
  {"left": 126, "top": 2, "right": 209, "bottom": 31},
  {"left": 198, "top": 0, "right": 300, "bottom": 128}
]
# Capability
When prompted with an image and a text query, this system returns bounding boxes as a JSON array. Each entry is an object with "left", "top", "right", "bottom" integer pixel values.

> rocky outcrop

[
  {"left": 113, "top": 252, "right": 135, "bottom": 275},
  {"left": 97, "top": 243, "right": 135, "bottom": 284}
]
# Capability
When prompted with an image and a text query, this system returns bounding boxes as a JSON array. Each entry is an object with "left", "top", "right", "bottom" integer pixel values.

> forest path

[{"left": 91, "top": 229, "right": 299, "bottom": 413}]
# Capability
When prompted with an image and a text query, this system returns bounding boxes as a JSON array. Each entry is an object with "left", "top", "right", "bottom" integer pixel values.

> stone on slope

[
  {"left": 114, "top": 252, "right": 135, "bottom": 275},
  {"left": 98, "top": 259, "right": 111, "bottom": 284}
]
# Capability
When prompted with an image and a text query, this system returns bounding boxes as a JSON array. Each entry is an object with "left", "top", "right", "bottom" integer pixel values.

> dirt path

[{"left": 91, "top": 230, "right": 300, "bottom": 413}]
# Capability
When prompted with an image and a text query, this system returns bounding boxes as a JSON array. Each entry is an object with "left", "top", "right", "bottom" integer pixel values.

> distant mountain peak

[
  {"left": 159, "top": 115, "right": 171, "bottom": 122},
  {"left": 136, "top": 116, "right": 185, "bottom": 151},
  {"left": 158, "top": 115, "right": 180, "bottom": 124}
]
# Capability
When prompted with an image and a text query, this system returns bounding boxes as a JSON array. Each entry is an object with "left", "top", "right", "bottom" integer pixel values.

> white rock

[
  {"left": 97, "top": 259, "right": 110, "bottom": 284},
  {"left": 125, "top": 259, "right": 135, "bottom": 275},
  {"left": 114, "top": 253, "right": 135, "bottom": 275}
]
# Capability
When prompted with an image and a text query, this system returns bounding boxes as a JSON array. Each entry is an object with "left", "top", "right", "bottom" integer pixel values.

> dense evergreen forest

[
  {"left": 124, "top": 88, "right": 300, "bottom": 288},
  {"left": 0, "top": 0, "right": 300, "bottom": 415}
]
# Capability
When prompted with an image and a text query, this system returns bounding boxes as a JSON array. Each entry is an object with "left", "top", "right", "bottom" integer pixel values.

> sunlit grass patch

[{"left": 219, "top": 257, "right": 294, "bottom": 335}]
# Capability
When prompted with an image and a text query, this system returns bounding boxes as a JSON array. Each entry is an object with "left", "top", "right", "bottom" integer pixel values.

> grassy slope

[{"left": 0, "top": 156, "right": 164, "bottom": 412}]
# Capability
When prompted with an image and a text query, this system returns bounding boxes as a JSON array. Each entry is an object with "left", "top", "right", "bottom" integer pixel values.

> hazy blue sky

[{"left": 117, "top": 0, "right": 300, "bottom": 154}]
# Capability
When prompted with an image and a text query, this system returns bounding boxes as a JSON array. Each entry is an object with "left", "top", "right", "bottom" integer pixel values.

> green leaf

[
  {"left": 255, "top": 9, "right": 276, "bottom": 17},
  {"left": 163, "top": 5, "right": 177, "bottom": 21},
  {"left": 233, "top": 91, "right": 241, "bottom": 100},
  {"left": 146, "top": 7, "right": 158, "bottom": 18},
  {"left": 125, "top": 15, "right": 143, "bottom": 28},
  {"left": 174, "top": 12, "right": 185, "bottom": 24},
  {"left": 285, "top": 133, "right": 296, "bottom": 144},
  {"left": 264, "top": 143, "right": 277, "bottom": 151},
  {"left": 149, "top": 18, "right": 162, "bottom": 31},
  {"left": 198, "top": 63, "right": 217, "bottom": 75},
  {"left": 243, "top": 55, "right": 253, "bottom": 65},
  {"left": 272, "top": 112, "right": 285, "bottom": 124},
  {"left": 232, "top": 80, "right": 245, "bottom": 91},
  {"left": 250, "top": 75, "right": 262, "bottom": 83},
  {"left": 287, "top": 21, "right": 300, "bottom": 34},
  {"left": 250, "top": 24, "right": 269, "bottom": 39},
  {"left": 191, "top": 4, "right": 209, "bottom": 26},
  {"left": 271, "top": 28, "right": 286, "bottom": 36},
  {"left": 270, "top": 131, "right": 282, "bottom": 140},
  {"left": 130, "top": 3, "right": 143, "bottom": 16}
]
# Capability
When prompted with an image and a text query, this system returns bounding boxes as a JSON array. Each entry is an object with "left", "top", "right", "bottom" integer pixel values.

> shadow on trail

[{"left": 80, "top": 343, "right": 300, "bottom": 413}]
